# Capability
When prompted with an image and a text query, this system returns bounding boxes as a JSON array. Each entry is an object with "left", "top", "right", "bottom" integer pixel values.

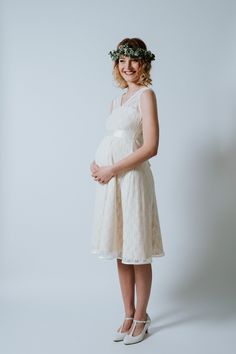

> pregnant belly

[{"left": 94, "top": 136, "right": 132, "bottom": 166}]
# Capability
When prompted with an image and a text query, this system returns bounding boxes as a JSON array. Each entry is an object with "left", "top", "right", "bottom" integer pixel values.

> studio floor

[{"left": 0, "top": 280, "right": 235, "bottom": 354}]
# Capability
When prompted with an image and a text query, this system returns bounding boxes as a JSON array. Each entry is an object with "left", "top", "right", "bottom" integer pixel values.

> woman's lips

[{"left": 124, "top": 71, "right": 135, "bottom": 75}]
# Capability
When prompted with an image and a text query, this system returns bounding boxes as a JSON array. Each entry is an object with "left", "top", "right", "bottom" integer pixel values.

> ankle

[
  {"left": 133, "top": 311, "right": 148, "bottom": 321},
  {"left": 125, "top": 309, "right": 135, "bottom": 317}
]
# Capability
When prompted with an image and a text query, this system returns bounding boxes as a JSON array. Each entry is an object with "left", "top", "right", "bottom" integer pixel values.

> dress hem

[{"left": 91, "top": 249, "right": 165, "bottom": 265}]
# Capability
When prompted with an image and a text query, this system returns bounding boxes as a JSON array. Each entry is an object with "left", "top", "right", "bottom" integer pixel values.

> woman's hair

[{"left": 112, "top": 38, "right": 153, "bottom": 89}]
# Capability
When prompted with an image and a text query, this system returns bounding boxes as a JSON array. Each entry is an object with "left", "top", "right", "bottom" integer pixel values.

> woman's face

[{"left": 118, "top": 56, "right": 141, "bottom": 83}]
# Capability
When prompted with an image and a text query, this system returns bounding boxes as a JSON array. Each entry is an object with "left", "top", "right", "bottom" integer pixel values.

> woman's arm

[{"left": 111, "top": 89, "right": 159, "bottom": 176}]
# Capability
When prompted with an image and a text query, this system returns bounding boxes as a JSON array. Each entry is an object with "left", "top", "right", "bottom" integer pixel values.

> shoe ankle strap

[
  {"left": 129, "top": 318, "right": 150, "bottom": 337},
  {"left": 133, "top": 319, "right": 150, "bottom": 323},
  {"left": 124, "top": 316, "right": 134, "bottom": 320}
]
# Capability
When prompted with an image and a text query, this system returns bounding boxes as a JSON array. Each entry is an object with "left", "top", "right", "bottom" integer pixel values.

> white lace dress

[{"left": 91, "top": 86, "right": 165, "bottom": 264}]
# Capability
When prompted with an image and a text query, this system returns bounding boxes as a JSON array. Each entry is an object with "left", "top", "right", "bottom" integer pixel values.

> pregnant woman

[{"left": 90, "top": 37, "right": 165, "bottom": 345}]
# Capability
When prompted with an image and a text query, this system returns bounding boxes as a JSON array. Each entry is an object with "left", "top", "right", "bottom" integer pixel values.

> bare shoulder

[
  {"left": 139, "top": 87, "right": 158, "bottom": 113},
  {"left": 140, "top": 87, "right": 156, "bottom": 100}
]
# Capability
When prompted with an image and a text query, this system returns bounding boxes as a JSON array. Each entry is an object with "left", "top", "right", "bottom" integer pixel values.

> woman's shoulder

[
  {"left": 139, "top": 86, "right": 156, "bottom": 101},
  {"left": 138, "top": 87, "right": 157, "bottom": 112},
  {"left": 141, "top": 86, "right": 155, "bottom": 94}
]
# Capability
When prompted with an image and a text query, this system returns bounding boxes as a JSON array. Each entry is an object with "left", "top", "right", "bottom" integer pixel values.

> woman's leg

[
  {"left": 116, "top": 259, "right": 135, "bottom": 332},
  {"left": 128, "top": 263, "right": 152, "bottom": 336}
]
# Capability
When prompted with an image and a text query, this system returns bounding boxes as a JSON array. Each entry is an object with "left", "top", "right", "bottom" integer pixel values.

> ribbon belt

[{"left": 107, "top": 129, "right": 134, "bottom": 139}]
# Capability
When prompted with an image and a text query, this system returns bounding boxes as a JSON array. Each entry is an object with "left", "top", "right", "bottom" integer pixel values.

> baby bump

[{"left": 94, "top": 135, "right": 132, "bottom": 166}]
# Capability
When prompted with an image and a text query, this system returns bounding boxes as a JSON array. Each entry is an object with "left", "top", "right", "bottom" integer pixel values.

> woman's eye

[{"left": 119, "top": 59, "right": 137, "bottom": 63}]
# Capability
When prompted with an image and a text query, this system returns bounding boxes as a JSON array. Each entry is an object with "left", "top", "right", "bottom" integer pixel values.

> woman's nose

[{"left": 125, "top": 62, "right": 132, "bottom": 69}]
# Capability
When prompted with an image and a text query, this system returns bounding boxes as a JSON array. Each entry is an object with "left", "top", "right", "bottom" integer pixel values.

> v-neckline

[{"left": 119, "top": 86, "right": 148, "bottom": 108}]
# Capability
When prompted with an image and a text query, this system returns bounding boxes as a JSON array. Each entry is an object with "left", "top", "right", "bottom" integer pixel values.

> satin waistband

[{"left": 106, "top": 129, "right": 134, "bottom": 139}]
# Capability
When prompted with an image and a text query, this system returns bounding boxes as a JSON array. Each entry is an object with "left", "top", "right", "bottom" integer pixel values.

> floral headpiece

[{"left": 108, "top": 43, "right": 155, "bottom": 62}]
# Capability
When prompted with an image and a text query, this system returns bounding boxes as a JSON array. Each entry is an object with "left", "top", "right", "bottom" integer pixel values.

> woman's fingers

[
  {"left": 91, "top": 162, "right": 105, "bottom": 183},
  {"left": 90, "top": 161, "right": 99, "bottom": 173},
  {"left": 92, "top": 167, "right": 98, "bottom": 174},
  {"left": 92, "top": 163, "right": 100, "bottom": 172}
]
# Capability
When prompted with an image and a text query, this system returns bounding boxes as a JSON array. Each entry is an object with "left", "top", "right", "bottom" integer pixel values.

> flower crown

[{"left": 108, "top": 43, "right": 155, "bottom": 62}]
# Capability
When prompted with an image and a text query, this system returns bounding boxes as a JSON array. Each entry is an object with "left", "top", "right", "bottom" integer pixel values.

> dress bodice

[
  {"left": 94, "top": 86, "right": 153, "bottom": 169},
  {"left": 105, "top": 86, "right": 153, "bottom": 146}
]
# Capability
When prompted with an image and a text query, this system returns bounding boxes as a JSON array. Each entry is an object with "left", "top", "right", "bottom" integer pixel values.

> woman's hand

[
  {"left": 91, "top": 164, "right": 115, "bottom": 184},
  {"left": 90, "top": 160, "right": 99, "bottom": 174}
]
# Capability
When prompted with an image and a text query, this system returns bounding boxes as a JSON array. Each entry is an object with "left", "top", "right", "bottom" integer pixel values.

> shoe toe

[
  {"left": 123, "top": 322, "right": 150, "bottom": 344},
  {"left": 123, "top": 333, "right": 142, "bottom": 345},
  {"left": 113, "top": 331, "right": 127, "bottom": 342}
]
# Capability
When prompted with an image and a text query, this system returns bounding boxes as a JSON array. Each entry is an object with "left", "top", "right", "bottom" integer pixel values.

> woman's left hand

[{"left": 91, "top": 165, "right": 115, "bottom": 184}]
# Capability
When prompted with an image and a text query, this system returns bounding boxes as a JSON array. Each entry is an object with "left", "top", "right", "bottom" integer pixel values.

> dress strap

[{"left": 119, "top": 86, "right": 151, "bottom": 107}]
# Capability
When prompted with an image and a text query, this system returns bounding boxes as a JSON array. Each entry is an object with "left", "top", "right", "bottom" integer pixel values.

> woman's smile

[
  {"left": 124, "top": 71, "right": 135, "bottom": 75},
  {"left": 118, "top": 56, "right": 141, "bottom": 81}
]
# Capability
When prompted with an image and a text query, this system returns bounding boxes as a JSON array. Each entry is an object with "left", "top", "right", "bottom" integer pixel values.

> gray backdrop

[{"left": 1, "top": 0, "right": 236, "bottom": 353}]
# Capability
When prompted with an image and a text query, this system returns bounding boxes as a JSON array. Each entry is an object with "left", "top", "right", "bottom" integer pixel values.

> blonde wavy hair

[{"left": 111, "top": 38, "right": 153, "bottom": 89}]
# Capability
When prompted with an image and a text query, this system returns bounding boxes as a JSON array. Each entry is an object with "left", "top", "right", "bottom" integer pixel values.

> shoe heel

[{"left": 146, "top": 329, "right": 148, "bottom": 333}]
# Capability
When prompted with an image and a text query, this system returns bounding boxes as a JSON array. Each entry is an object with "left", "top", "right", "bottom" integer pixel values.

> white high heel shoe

[
  {"left": 123, "top": 313, "right": 151, "bottom": 345},
  {"left": 113, "top": 316, "right": 134, "bottom": 342}
]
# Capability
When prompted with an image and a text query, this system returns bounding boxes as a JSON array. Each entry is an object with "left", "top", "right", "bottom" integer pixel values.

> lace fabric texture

[{"left": 91, "top": 87, "right": 165, "bottom": 264}]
